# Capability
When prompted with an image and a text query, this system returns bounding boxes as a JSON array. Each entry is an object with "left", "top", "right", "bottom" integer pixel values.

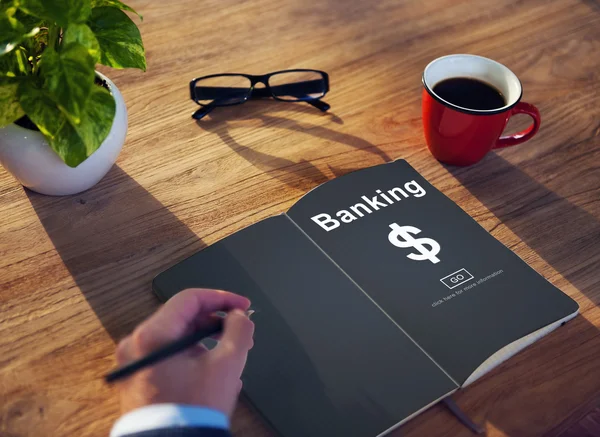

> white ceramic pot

[{"left": 0, "top": 71, "right": 127, "bottom": 196}]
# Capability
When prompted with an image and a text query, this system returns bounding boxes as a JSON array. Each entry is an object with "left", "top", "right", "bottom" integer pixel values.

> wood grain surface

[{"left": 1, "top": 0, "right": 599, "bottom": 436}]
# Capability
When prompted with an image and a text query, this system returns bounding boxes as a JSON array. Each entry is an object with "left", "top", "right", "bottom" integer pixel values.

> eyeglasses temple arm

[
  {"left": 192, "top": 104, "right": 215, "bottom": 120},
  {"left": 306, "top": 99, "right": 330, "bottom": 112}
]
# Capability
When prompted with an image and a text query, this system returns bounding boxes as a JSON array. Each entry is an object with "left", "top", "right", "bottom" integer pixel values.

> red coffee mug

[{"left": 422, "top": 54, "right": 541, "bottom": 166}]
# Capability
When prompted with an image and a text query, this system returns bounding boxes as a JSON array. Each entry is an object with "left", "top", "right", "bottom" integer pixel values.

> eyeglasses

[{"left": 189, "top": 69, "right": 330, "bottom": 120}]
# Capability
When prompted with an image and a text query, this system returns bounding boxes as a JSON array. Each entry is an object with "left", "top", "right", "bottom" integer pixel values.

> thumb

[{"left": 216, "top": 310, "right": 255, "bottom": 357}]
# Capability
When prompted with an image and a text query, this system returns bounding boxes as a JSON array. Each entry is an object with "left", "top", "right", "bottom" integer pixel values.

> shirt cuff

[{"left": 110, "top": 404, "right": 229, "bottom": 437}]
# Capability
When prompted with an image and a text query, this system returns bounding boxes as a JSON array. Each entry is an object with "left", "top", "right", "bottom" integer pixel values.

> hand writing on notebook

[{"left": 114, "top": 288, "right": 255, "bottom": 416}]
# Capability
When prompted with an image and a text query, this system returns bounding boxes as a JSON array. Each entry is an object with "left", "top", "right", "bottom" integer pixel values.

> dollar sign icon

[{"left": 388, "top": 223, "right": 441, "bottom": 264}]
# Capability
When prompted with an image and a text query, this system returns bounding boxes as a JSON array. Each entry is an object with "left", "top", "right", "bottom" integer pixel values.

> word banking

[{"left": 311, "top": 180, "right": 427, "bottom": 232}]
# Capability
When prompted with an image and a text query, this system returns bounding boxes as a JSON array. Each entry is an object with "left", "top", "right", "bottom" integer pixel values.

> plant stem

[{"left": 48, "top": 25, "right": 60, "bottom": 51}]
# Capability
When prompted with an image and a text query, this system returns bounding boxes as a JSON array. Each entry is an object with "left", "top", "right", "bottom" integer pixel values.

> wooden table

[{"left": 2, "top": 0, "right": 599, "bottom": 435}]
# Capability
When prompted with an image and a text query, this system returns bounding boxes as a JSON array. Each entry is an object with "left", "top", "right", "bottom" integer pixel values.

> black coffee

[{"left": 432, "top": 77, "right": 505, "bottom": 110}]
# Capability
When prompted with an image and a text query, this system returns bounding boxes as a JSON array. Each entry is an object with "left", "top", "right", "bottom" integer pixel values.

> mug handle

[{"left": 493, "top": 102, "right": 541, "bottom": 149}]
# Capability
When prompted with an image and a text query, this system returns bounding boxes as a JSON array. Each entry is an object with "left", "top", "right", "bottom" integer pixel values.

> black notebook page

[
  {"left": 288, "top": 160, "right": 579, "bottom": 385},
  {"left": 153, "top": 215, "right": 457, "bottom": 437}
]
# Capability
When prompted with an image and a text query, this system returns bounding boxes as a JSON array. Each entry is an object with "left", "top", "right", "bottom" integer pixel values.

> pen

[{"left": 105, "top": 310, "right": 254, "bottom": 383}]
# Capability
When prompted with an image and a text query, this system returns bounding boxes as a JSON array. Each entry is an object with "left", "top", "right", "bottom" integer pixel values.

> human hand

[{"left": 115, "top": 288, "right": 254, "bottom": 416}]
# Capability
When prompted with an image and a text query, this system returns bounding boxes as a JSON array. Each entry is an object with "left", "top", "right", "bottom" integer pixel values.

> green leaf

[
  {"left": 88, "top": 7, "right": 146, "bottom": 71},
  {"left": 0, "top": 76, "right": 24, "bottom": 126},
  {"left": 14, "top": 8, "right": 46, "bottom": 30},
  {"left": 73, "top": 84, "right": 115, "bottom": 155},
  {"left": 63, "top": 23, "right": 100, "bottom": 63},
  {"left": 19, "top": 0, "right": 91, "bottom": 26},
  {"left": 18, "top": 81, "right": 115, "bottom": 167},
  {"left": 0, "top": 46, "right": 30, "bottom": 76},
  {"left": 91, "top": 0, "right": 142, "bottom": 20},
  {"left": 0, "top": 4, "right": 40, "bottom": 55},
  {"left": 18, "top": 81, "right": 82, "bottom": 164},
  {"left": 41, "top": 44, "right": 95, "bottom": 124},
  {"left": 14, "top": 10, "right": 46, "bottom": 56}
]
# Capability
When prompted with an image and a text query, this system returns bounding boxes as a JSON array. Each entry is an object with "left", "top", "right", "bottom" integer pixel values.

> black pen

[{"left": 105, "top": 310, "right": 254, "bottom": 384}]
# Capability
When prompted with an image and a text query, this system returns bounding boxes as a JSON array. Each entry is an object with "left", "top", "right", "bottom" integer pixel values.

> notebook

[{"left": 153, "top": 159, "right": 579, "bottom": 437}]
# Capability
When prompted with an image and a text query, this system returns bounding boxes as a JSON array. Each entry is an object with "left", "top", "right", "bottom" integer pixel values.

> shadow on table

[
  {"left": 26, "top": 165, "right": 206, "bottom": 341},
  {"left": 581, "top": 0, "right": 600, "bottom": 13},
  {"left": 448, "top": 153, "right": 600, "bottom": 304},
  {"left": 196, "top": 100, "right": 391, "bottom": 190}
]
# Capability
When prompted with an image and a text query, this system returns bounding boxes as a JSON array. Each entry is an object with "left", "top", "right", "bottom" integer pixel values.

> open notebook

[{"left": 153, "top": 160, "right": 579, "bottom": 437}]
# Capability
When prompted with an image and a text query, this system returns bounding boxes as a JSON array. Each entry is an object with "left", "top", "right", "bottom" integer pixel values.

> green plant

[{"left": 0, "top": 0, "right": 146, "bottom": 167}]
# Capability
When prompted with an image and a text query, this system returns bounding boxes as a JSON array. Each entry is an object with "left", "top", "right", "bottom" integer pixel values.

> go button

[{"left": 440, "top": 268, "right": 473, "bottom": 289}]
